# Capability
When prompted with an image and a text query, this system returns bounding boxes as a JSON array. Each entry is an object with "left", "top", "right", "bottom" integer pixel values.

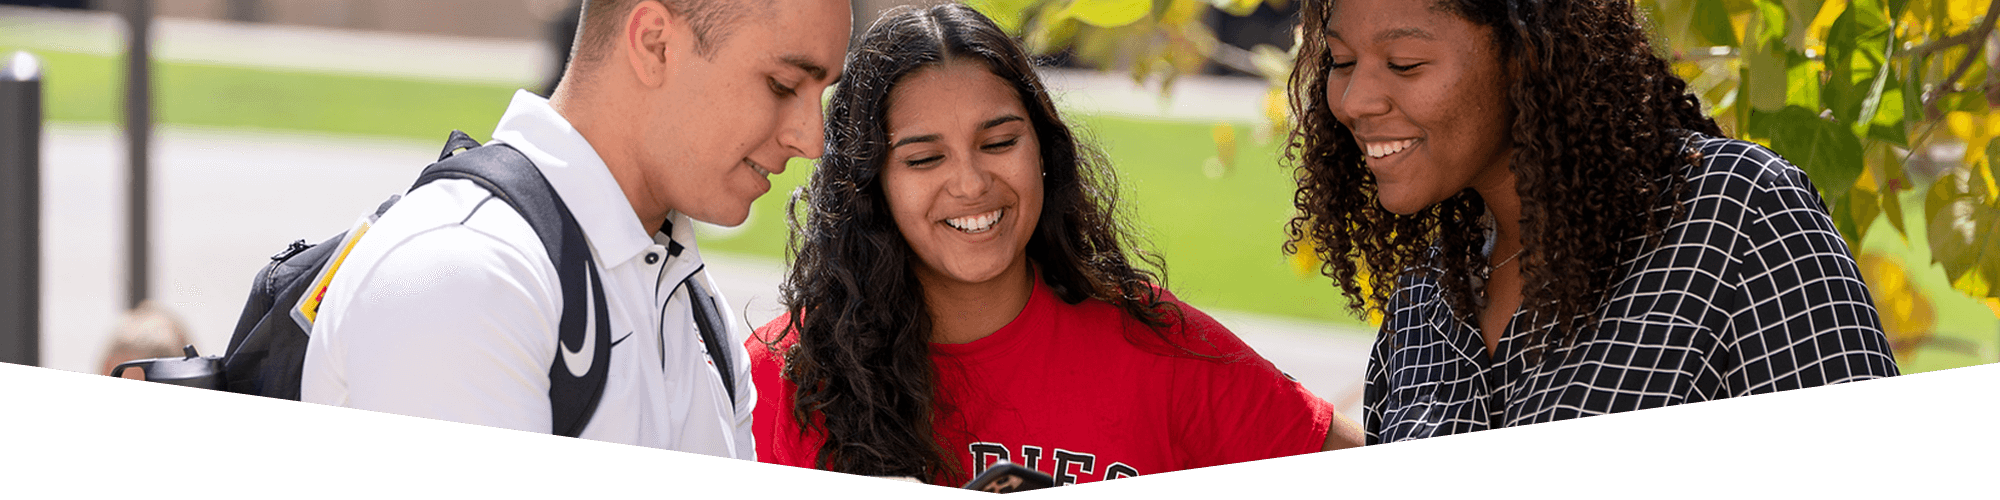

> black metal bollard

[
  {"left": 1, "top": 51, "right": 44, "bottom": 367},
  {"left": 122, "top": 0, "right": 153, "bottom": 309}
]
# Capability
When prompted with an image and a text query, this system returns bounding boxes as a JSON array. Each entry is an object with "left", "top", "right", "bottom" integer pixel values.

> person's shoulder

[
  {"left": 378, "top": 178, "right": 510, "bottom": 227},
  {"left": 1683, "top": 134, "right": 1820, "bottom": 199},
  {"left": 746, "top": 312, "right": 798, "bottom": 364},
  {"left": 326, "top": 179, "right": 558, "bottom": 314},
  {"left": 1677, "top": 132, "right": 1834, "bottom": 221},
  {"left": 306, "top": 177, "right": 565, "bottom": 402},
  {"left": 372, "top": 177, "right": 544, "bottom": 256},
  {"left": 1684, "top": 133, "right": 1774, "bottom": 162},
  {"left": 1382, "top": 256, "right": 1446, "bottom": 311},
  {"left": 1110, "top": 289, "right": 1262, "bottom": 361},
  {"left": 346, "top": 179, "right": 534, "bottom": 261},
  {"left": 751, "top": 313, "right": 797, "bottom": 342}
]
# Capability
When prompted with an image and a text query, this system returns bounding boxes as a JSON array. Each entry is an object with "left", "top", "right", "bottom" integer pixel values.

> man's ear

[{"left": 623, "top": 0, "right": 680, "bottom": 88}]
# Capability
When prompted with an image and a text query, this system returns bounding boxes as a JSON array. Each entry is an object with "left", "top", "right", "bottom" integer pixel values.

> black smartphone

[{"left": 962, "top": 461, "right": 1056, "bottom": 493}]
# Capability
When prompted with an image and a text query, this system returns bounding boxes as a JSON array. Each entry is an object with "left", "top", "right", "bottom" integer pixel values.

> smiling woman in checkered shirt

[{"left": 1283, "top": 0, "right": 1901, "bottom": 444}]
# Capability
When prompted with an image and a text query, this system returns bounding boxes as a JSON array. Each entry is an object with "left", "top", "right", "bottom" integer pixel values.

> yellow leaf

[
  {"left": 1261, "top": 86, "right": 1289, "bottom": 145},
  {"left": 1948, "top": 111, "right": 1994, "bottom": 166},
  {"left": 1289, "top": 236, "right": 1321, "bottom": 279},
  {"left": 1673, "top": 61, "right": 1702, "bottom": 81},
  {"left": 1950, "top": 0, "right": 1989, "bottom": 28},
  {"left": 1875, "top": 145, "right": 1912, "bottom": 240},
  {"left": 1953, "top": 263, "right": 1995, "bottom": 297},
  {"left": 1064, "top": 0, "right": 1152, "bottom": 28},
  {"left": 1807, "top": 0, "right": 1847, "bottom": 48},
  {"left": 1210, "top": 122, "right": 1238, "bottom": 177},
  {"left": 1983, "top": 297, "right": 2000, "bottom": 319},
  {"left": 1725, "top": 10, "right": 1748, "bottom": 46},
  {"left": 1856, "top": 155, "right": 1881, "bottom": 192},
  {"left": 1160, "top": 0, "right": 1204, "bottom": 26},
  {"left": 1355, "top": 265, "right": 1383, "bottom": 327},
  {"left": 1947, "top": 111, "right": 1978, "bottom": 140},
  {"left": 1212, "top": 122, "right": 1237, "bottom": 153},
  {"left": 1852, "top": 182, "right": 1882, "bottom": 241},
  {"left": 1981, "top": 158, "right": 2000, "bottom": 204},
  {"left": 1211, "top": 0, "right": 1261, "bottom": 17},
  {"left": 1263, "top": 87, "right": 1287, "bottom": 122},
  {"left": 1859, "top": 252, "right": 1937, "bottom": 354}
]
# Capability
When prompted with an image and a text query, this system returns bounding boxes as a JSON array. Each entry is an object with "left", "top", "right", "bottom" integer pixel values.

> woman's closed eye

[
  {"left": 982, "top": 137, "right": 1020, "bottom": 152},
  {"left": 904, "top": 154, "right": 944, "bottom": 168},
  {"left": 1387, "top": 61, "right": 1424, "bottom": 73}
]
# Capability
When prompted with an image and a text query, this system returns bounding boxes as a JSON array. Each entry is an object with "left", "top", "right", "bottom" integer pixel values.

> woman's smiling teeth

[
  {"left": 1364, "top": 139, "right": 1417, "bottom": 159},
  {"left": 945, "top": 208, "right": 1005, "bottom": 234}
]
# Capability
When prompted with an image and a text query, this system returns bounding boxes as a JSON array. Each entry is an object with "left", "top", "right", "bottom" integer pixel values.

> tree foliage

[{"left": 970, "top": 0, "right": 2000, "bottom": 360}]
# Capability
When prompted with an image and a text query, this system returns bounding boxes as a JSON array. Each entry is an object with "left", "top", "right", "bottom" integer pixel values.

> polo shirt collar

[{"left": 488, "top": 89, "right": 655, "bottom": 267}]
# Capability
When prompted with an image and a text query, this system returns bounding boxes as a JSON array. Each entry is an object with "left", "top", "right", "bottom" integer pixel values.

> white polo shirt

[{"left": 301, "top": 90, "right": 755, "bottom": 458}]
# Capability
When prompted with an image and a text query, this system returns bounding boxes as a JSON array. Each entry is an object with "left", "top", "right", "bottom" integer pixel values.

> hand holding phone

[{"left": 961, "top": 461, "right": 1055, "bottom": 493}]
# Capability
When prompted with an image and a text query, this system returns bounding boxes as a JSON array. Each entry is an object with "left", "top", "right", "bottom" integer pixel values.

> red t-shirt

[{"left": 747, "top": 275, "right": 1335, "bottom": 486}]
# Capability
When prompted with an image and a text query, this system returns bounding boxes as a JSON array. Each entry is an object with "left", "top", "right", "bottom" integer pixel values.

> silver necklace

[
  {"left": 1489, "top": 248, "right": 1526, "bottom": 275},
  {"left": 1472, "top": 247, "right": 1526, "bottom": 310},
  {"left": 1472, "top": 209, "right": 1526, "bottom": 309}
]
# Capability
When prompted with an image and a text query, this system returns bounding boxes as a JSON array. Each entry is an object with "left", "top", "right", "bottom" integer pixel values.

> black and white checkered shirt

[{"left": 1363, "top": 134, "right": 1901, "bottom": 444}]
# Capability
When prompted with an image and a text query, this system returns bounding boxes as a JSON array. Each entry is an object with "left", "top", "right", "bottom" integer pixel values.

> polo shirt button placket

[{"left": 645, "top": 252, "right": 660, "bottom": 265}]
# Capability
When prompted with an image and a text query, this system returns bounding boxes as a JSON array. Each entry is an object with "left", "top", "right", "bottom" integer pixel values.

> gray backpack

[{"left": 118, "top": 131, "right": 734, "bottom": 438}]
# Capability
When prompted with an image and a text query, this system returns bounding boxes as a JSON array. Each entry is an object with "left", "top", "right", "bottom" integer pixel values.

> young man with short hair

[{"left": 300, "top": 0, "right": 850, "bottom": 457}]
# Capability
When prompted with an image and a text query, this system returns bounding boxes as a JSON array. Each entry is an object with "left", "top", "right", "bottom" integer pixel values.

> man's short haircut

[{"left": 572, "top": 0, "right": 751, "bottom": 64}]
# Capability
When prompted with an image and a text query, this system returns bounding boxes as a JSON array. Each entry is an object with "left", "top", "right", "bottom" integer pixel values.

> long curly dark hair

[
  {"left": 1283, "top": 0, "right": 1724, "bottom": 355},
  {"left": 768, "top": 3, "right": 1180, "bottom": 484}
]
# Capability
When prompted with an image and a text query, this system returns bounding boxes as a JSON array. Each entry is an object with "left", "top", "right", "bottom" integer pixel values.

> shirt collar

[
  {"left": 487, "top": 89, "right": 656, "bottom": 266},
  {"left": 655, "top": 211, "right": 706, "bottom": 267}
]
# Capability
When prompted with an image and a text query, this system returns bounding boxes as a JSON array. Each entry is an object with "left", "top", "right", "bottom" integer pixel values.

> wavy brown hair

[
  {"left": 767, "top": 3, "right": 1182, "bottom": 485},
  {"left": 1283, "top": 0, "right": 1723, "bottom": 356}
]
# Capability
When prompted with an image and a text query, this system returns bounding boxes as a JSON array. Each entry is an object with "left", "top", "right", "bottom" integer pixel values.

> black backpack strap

[
  {"left": 437, "top": 129, "right": 485, "bottom": 162},
  {"left": 662, "top": 219, "right": 736, "bottom": 405},
  {"left": 412, "top": 130, "right": 611, "bottom": 439},
  {"left": 683, "top": 274, "right": 735, "bottom": 404}
]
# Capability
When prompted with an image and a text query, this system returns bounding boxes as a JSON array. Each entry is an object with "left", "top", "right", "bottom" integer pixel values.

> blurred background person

[{"left": 98, "top": 300, "right": 192, "bottom": 380}]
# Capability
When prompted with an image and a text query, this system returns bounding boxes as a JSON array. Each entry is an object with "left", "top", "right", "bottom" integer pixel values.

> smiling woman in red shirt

[{"left": 746, "top": 3, "right": 1364, "bottom": 487}]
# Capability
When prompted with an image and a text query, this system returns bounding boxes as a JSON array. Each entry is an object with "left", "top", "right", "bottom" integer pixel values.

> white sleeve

[{"left": 305, "top": 223, "right": 561, "bottom": 434}]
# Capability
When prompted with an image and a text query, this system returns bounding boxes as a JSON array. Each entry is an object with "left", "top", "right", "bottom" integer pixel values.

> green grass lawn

[
  {"left": 20, "top": 50, "right": 518, "bottom": 139},
  {"left": 8, "top": 45, "right": 1993, "bottom": 373}
]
